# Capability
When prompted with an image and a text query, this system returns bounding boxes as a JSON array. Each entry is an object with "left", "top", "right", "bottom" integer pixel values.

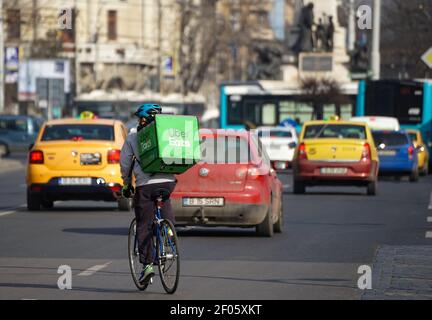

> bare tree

[
  {"left": 178, "top": 0, "right": 222, "bottom": 95},
  {"left": 300, "top": 77, "right": 350, "bottom": 118},
  {"left": 381, "top": 0, "right": 432, "bottom": 78}
]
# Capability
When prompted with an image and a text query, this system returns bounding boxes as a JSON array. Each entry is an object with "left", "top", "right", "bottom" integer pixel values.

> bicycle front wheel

[
  {"left": 128, "top": 219, "right": 148, "bottom": 291},
  {"left": 156, "top": 219, "right": 180, "bottom": 294}
]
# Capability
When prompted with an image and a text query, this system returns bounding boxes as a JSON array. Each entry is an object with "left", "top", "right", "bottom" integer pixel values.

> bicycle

[{"left": 128, "top": 188, "right": 180, "bottom": 294}]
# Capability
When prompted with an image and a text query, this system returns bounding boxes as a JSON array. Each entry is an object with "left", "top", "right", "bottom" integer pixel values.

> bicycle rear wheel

[
  {"left": 128, "top": 219, "right": 148, "bottom": 291},
  {"left": 156, "top": 219, "right": 180, "bottom": 294}
]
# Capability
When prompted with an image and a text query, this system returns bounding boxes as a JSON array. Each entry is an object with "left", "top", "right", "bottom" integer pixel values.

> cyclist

[{"left": 120, "top": 104, "right": 177, "bottom": 286}]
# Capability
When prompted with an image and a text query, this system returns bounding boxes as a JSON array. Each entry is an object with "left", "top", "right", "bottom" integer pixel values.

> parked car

[
  {"left": 0, "top": 115, "right": 44, "bottom": 157},
  {"left": 373, "top": 130, "right": 419, "bottom": 182},
  {"left": 26, "top": 113, "right": 130, "bottom": 211},
  {"left": 171, "top": 129, "right": 284, "bottom": 237},
  {"left": 292, "top": 120, "right": 380, "bottom": 195},
  {"left": 407, "top": 129, "right": 429, "bottom": 176},
  {"left": 255, "top": 126, "right": 298, "bottom": 171}
]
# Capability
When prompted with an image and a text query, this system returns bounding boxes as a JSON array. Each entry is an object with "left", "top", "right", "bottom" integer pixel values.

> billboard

[
  {"left": 18, "top": 59, "right": 71, "bottom": 101},
  {"left": 5, "top": 47, "right": 19, "bottom": 84}
]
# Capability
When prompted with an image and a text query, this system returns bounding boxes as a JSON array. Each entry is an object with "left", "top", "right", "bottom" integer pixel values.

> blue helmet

[{"left": 134, "top": 103, "right": 162, "bottom": 119}]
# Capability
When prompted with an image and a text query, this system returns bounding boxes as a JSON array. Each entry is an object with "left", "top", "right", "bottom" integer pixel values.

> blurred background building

[{"left": 0, "top": 0, "right": 431, "bottom": 122}]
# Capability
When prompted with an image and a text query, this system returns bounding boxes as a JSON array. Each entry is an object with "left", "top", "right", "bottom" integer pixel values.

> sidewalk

[
  {"left": 0, "top": 158, "right": 25, "bottom": 174},
  {"left": 363, "top": 245, "right": 432, "bottom": 300}
]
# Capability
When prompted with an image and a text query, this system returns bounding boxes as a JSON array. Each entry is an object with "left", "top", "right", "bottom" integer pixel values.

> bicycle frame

[
  {"left": 133, "top": 198, "right": 177, "bottom": 264},
  {"left": 153, "top": 198, "right": 176, "bottom": 264}
]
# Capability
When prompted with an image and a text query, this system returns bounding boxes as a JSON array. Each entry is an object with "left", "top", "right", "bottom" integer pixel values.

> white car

[
  {"left": 256, "top": 126, "right": 298, "bottom": 170},
  {"left": 350, "top": 116, "right": 400, "bottom": 131}
]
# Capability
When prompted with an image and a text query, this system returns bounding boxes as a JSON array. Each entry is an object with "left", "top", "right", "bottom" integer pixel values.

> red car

[{"left": 171, "top": 129, "right": 283, "bottom": 237}]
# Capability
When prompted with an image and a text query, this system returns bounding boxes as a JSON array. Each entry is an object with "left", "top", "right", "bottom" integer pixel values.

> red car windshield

[{"left": 200, "top": 136, "right": 253, "bottom": 164}]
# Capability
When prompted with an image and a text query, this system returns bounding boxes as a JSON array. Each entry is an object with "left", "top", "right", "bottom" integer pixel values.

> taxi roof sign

[{"left": 79, "top": 111, "right": 97, "bottom": 120}]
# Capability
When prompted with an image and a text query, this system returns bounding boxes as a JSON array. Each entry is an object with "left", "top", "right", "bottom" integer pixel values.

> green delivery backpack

[{"left": 137, "top": 115, "right": 201, "bottom": 174}]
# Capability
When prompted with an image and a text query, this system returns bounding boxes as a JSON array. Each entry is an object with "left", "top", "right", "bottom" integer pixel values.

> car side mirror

[{"left": 289, "top": 142, "right": 297, "bottom": 149}]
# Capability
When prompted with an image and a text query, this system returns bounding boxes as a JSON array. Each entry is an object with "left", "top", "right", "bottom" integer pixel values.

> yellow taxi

[
  {"left": 407, "top": 129, "right": 429, "bottom": 176},
  {"left": 292, "top": 118, "right": 379, "bottom": 195},
  {"left": 26, "top": 112, "right": 131, "bottom": 211}
]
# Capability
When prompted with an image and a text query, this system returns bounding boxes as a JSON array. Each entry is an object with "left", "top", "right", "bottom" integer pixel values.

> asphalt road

[{"left": 0, "top": 162, "right": 431, "bottom": 300}]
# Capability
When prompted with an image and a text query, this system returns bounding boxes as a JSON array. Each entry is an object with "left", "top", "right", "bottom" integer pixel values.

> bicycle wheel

[
  {"left": 128, "top": 219, "right": 148, "bottom": 291},
  {"left": 156, "top": 219, "right": 180, "bottom": 294}
]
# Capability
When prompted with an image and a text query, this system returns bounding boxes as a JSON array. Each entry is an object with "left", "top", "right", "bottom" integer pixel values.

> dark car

[{"left": 0, "top": 115, "right": 44, "bottom": 157}]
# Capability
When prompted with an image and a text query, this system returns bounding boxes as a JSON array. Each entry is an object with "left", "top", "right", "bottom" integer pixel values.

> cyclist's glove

[{"left": 122, "top": 184, "right": 135, "bottom": 199}]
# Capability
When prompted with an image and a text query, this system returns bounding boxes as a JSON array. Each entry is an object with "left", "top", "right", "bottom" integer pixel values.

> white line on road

[
  {"left": 0, "top": 204, "right": 27, "bottom": 217},
  {"left": 426, "top": 232, "right": 432, "bottom": 239},
  {"left": 428, "top": 217, "right": 432, "bottom": 223},
  {"left": 78, "top": 262, "right": 112, "bottom": 277},
  {"left": 0, "top": 210, "right": 16, "bottom": 217},
  {"left": 429, "top": 191, "right": 432, "bottom": 210}
]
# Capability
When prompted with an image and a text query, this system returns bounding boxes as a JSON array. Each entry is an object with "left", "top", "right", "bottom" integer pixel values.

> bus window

[
  {"left": 227, "top": 100, "right": 243, "bottom": 125},
  {"left": 323, "top": 104, "right": 336, "bottom": 120},
  {"left": 279, "top": 101, "right": 295, "bottom": 122},
  {"left": 297, "top": 103, "right": 314, "bottom": 124},
  {"left": 340, "top": 104, "right": 353, "bottom": 120},
  {"left": 278, "top": 101, "right": 314, "bottom": 125},
  {"left": 262, "top": 103, "right": 276, "bottom": 125},
  {"left": 244, "top": 101, "right": 261, "bottom": 126}
]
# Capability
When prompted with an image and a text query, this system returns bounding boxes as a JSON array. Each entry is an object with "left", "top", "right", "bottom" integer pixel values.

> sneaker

[
  {"left": 139, "top": 264, "right": 155, "bottom": 285},
  {"left": 167, "top": 228, "right": 174, "bottom": 238}
]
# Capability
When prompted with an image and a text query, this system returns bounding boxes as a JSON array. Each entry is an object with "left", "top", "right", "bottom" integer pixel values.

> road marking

[
  {"left": 426, "top": 232, "right": 432, "bottom": 239},
  {"left": 428, "top": 217, "right": 432, "bottom": 223},
  {"left": 0, "top": 210, "right": 16, "bottom": 217},
  {"left": 78, "top": 262, "right": 112, "bottom": 276},
  {"left": 429, "top": 191, "right": 432, "bottom": 210},
  {"left": 0, "top": 204, "right": 26, "bottom": 217},
  {"left": 284, "top": 184, "right": 291, "bottom": 189}
]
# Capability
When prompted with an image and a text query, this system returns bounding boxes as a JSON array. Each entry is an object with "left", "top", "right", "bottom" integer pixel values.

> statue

[
  {"left": 326, "top": 16, "right": 335, "bottom": 52},
  {"left": 292, "top": 2, "right": 315, "bottom": 54}
]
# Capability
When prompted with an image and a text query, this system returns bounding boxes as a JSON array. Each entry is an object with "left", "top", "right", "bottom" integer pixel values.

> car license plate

[
  {"left": 59, "top": 177, "right": 92, "bottom": 186},
  {"left": 379, "top": 150, "right": 397, "bottom": 156},
  {"left": 183, "top": 198, "right": 224, "bottom": 207},
  {"left": 81, "top": 153, "right": 102, "bottom": 165},
  {"left": 320, "top": 168, "right": 348, "bottom": 175},
  {"left": 270, "top": 144, "right": 281, "bottom": 150}
]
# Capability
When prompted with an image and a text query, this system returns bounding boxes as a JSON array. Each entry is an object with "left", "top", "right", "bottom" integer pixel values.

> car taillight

[
  {"left": 247, "top": 165, "right": 268, "bottom": 179},
  {"left": 408, "top": 146, "right": 414, "bottom": 160},
  {"left": 298, "top": 143, "right": 307, "bottom": 160},
  {"left": 108, "top": 149, "right": 121, "bottom": 164},
  {"left": 109, "top": 186, "right": 121, "bottom": 193},
  {"left": 361, "top": 143, "right": 371, "bottom": 161},
  {"left": 29, "top": 150, "right": 44, "bottom": 164}
]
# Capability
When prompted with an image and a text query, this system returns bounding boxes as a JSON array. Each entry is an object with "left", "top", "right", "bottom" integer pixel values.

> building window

[
  {"left": 7, "top": 9, "right": 21, "bottom": 40},
  {"left": 108, "top": 10, "right": 117, "bottom": 40}
]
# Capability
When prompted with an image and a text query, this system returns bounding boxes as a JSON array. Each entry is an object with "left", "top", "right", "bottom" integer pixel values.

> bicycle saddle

[{"left": 150, "top": 188, "right": 172, "bottom": 202}]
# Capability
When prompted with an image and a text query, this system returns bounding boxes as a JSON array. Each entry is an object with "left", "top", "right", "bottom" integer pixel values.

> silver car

[{"left": 0, "top": 115, "right": 44, "bottom": 157}]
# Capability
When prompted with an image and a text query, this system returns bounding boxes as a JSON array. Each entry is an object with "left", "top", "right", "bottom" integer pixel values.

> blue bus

[
  {"left": 356, "top": 79, "right": 432, "bottom": 166},
  {"left": 219, "top": 81, "right": 359, "bottom": 131}
]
